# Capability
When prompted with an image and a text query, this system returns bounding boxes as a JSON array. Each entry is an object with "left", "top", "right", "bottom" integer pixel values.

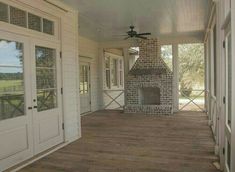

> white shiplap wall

[{"left": 61, "top": 9, "right": 80, "bottom": 141}]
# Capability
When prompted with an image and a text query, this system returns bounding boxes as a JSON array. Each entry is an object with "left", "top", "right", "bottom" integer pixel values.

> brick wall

[{"left": 124, "top": 39, "right": 173, "bottom": 115}]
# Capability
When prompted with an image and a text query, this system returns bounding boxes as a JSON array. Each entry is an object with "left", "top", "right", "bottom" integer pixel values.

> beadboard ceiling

[{"left": 61, "top": 0, "right": 211, "bottom": 42}]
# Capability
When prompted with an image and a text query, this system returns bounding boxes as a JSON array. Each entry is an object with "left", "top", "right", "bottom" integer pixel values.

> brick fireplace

[{"left": 124, "top": 39, "right": 173, "bottom": 115}]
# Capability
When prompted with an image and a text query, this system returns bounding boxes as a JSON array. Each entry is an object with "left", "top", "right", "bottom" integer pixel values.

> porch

[{"left": 19, "top": 110, "right": 219, "bottom": 172}]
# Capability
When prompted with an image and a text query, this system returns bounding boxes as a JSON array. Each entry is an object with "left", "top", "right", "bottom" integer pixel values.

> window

[
  {"left": 161, "top": 45, "right": 173, "bottom": 71},
  {"left": 43, "top": 18, "right": 54, "bottom": 35},
  {"left": 0, "top": 3, "right": 55, "bottom": 35},
  {"left": 0, "top": 39, "right": 25, "bottom": 120},
  {"left": 105, "top": 56, "right": 111, "bottom": 88},
  {"left": 10, "top": 6, "right": 27, "bottom": 28},
  {"left": 119, "top": 60, "right": 123, "bottom": 86},
  {"left": 0, "top": 2, "right": 8, "bottom": 22},
  {"left": 28, "top": 13, "right": 41, "bottom": 32},
  {"left": 104, "top": 53, "right": 124, "bottom": 89}
]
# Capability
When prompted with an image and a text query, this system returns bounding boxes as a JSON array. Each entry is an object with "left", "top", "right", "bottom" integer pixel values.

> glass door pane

[
  {"left": 0, "top": 39, "right": 25, "bottom": 120},
  {"left": 35, "top": 46, "right": 57, "bottom": 112}
]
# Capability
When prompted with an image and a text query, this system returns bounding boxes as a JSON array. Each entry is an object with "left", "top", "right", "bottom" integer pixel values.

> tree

[{"left": 178, "top": 44, "right": 204, "bottom": 97}]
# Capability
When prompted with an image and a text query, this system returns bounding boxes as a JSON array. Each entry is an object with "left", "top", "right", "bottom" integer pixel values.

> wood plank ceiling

[{"left": 61, "top": 0, "right": 211, "bottom": 41}]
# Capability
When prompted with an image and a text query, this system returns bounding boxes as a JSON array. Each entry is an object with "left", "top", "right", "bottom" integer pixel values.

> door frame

[{"left": 79, "top": 61, "right": 91, "bottom": 114}]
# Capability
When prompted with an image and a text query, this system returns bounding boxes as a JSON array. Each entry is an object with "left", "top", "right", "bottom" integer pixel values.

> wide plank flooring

[{"left": 19, "top": 111, "right": 219, "bottom": 172}]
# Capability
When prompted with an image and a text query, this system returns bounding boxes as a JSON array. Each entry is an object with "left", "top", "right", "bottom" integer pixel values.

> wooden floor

[{"left": 19, "top": 111, "right": 219, "bottom": 172}]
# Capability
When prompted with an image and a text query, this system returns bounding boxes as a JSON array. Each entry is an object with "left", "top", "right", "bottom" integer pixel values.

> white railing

[
  {"left": 103, "top": 90, "right": 124, "bottom": 110},
  {"left": 179, "top": 89, "right": 205, "bottom": 111}
]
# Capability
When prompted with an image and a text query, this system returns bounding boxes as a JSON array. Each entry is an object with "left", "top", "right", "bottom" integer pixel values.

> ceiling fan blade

[
  {"left": 137, "top": 33, "right": 151, "bottom": 36},
  {"left": 124, "top": 36, "right": 130, "bottom": 40},
  {"left": 135, "top": 35, "right": 147, "bottom": 39}
]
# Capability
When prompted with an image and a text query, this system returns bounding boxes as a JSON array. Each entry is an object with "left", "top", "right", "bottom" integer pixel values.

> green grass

[{"left": 0, "top": 80, "right": 23, "bottom": 89}]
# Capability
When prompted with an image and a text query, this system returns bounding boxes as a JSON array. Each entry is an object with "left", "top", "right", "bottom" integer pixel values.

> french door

[
  {"left": 31, "top": 39, "right": 63, "bottom": 154},
  {"left": 224, "top": 29, "right": 232, "bottom": 172},
  {"left": 79, "top": 62, "right": 91, "bottom": 114},
  {"left": 0, "top": 31, "right": 33, "bottom": 171},
  {"left": 0, "top": 31, "right": 63, "bottom": 171}
]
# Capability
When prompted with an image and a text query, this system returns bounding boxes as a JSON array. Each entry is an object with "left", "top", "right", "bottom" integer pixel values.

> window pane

[
  {"left": 10, "top": 6, "right": 26, "bottom": 28},
  {"left": 37, "top": 89, "right": 57, "bottom": 112},
  {"left": 111, "top": 59, "right": 118, "bottom": 86},
  {"left": 36, "top": 46, "right": 56, "bottom": 68},
  {"left": 43, "top": 18, "right": 54, "bottom": 35},
  {"left": 35, "top": 46, "right": 57, "bottom": 112},
  {"left": 36, "top": 68, "right": 56, "bottom": 89},
  {"left": 161, "top": 45, "right": 173, "bottom": 71},
  {"left": 105, "top": 56, "right": 110, "bottom": 69},
  {"left": 84, "top": 66, "right": 89, "bottom": 93},
  {"left": 28, "top": 13, "right": 41, "bottom": 32},
  {"left": 0, "top": 40, "right": 24, "bottom": 120},
  {"left": 0, "top": 2, "right": 8, "bottom": 22},
  {"left": 106, "top": 70, "right": 110, "bottom": 88},
  {"left": 0, "top": 40, "right": 23, "bottom": 67},
  {"left": 227, "top": 33, "right": 232, "bottom": 128},
  {"left": 80, "top": 65, "right": 84, "bottom": 94}
]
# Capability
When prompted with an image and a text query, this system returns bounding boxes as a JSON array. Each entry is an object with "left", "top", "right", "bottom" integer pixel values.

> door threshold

[
  {"left": 5, "top": 142, "right": 69, "bottom": 172},
  {"left": 81, "top": 111, "right": 92, "bottom": 116}
]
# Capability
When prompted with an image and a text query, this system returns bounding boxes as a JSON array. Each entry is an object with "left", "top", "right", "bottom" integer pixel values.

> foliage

[
  {"left": 179, "top": 44, "right": 204, "bottom": 96},
  {"left": 161, "top": 45, "right": 173, "bottom": 71}
]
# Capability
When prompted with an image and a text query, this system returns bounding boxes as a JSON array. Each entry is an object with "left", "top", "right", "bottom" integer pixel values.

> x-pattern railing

[
  {"left": 103, "top": 90, "right": 124, "bottom": 109},
  {"left": 179, "top": 89, "right": 205, "bottom": 111}
]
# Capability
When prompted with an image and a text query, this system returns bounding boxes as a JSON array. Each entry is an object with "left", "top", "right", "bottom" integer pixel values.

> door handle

[
  {"left": 28, "top": 107, "right": 32, "bottom": 110},
  {"left": 33, "top": 106, "right": 38, "bottom": 109}
]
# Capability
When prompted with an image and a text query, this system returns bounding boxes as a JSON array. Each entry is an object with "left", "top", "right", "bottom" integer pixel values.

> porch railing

[
  {"left": 103, "top": 90, "right": 124, "bottom": 110},
  {"left": 179, "top": 89, "right": 205, "bottom": 111}
]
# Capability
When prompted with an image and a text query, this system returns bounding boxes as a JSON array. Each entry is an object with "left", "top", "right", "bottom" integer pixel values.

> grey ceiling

[{"left": 61, "top": 0, "right": 211, "bottom": 42}]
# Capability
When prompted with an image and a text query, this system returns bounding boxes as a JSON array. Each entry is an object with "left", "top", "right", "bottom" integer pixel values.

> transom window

[{"left": 0, "top": 2, "right": 54, "bottom": 35}]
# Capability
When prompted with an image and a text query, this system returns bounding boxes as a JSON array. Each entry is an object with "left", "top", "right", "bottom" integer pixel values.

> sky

[{"left": 0, "top": 40, "right": 23, "bottom": 74}]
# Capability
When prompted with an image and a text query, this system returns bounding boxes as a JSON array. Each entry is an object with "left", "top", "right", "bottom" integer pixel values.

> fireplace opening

[{"left": 139, "top": 87, "right": 160, "bottom": 105}]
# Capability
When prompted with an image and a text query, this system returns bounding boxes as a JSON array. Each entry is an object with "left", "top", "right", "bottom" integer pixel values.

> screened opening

[
  {"left": 128, "top": 47, "right": 139, "bottom": 70},
  {"left": 178, "top": 43, "right": 205, "bottom": 111},
  {"left": 161, "top": 45, "right": 173, "bottom": 71}
]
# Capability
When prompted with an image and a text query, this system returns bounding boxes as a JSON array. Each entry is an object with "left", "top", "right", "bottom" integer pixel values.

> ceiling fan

[{"left": 124, "top": 26, "right": 151, "bottom": 40}]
